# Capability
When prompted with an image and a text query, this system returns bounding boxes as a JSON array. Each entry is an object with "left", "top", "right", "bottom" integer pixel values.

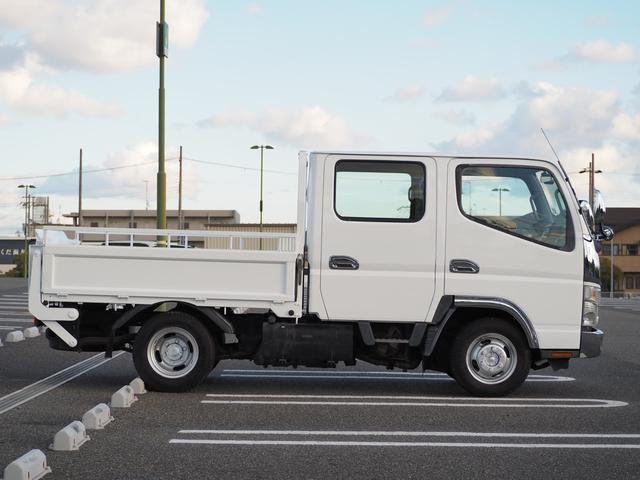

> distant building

[
  {"left": 600, "top": 207, "right": 640, "bottom": 295},
  {"left": 0, "top": 237, "right": 28, "bottom": 274},
  {"left": 64, "top": 209, "right": 240, "bottom": 248},
  {"left": 205, "top": 223, "right": 296, "bottom": 250}
]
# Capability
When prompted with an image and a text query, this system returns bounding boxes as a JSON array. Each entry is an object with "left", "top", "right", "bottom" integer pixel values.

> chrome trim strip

[{"left": 454, "top": 297, "right": 539, "bottom": 349}]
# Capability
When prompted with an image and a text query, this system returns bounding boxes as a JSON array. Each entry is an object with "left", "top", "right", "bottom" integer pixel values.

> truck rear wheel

[
  {"left": 450, "top": 318, "right": 530, "bottom": 397},
  {"left": 133, "top": 312, "right": 215, "bottom": 392}
]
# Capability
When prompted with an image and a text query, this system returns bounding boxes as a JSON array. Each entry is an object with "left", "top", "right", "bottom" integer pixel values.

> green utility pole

[
  {"left": 156, "top": 0, "right": 168, "bottom": 237},
  {"left": 18, "top": 184, "right": 35, "bottom": 278},
  {"left": 250, "top": 144, "right": 274, "bottom": 249}
]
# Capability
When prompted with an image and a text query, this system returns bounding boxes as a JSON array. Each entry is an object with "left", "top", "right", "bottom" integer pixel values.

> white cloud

[
  {"left": 570, "top": 40, "right": 637, "bottom": 64},
  {"left": 611, "top": 113, "right": 640, "bottom": 140},
  {"left": 0, "top": 112, "right": 9, "bottom": 126},
  {"left": 434, "top": 108, "right": 476, "bottom": 125},
  {"left": 199, "top": 106, "right": 366, "bottom": 149},
  {"left": 387, "top": 85, "right": 425, "bottom": 102},
  {"left": 436, "top": 82, "right": 621, "bottom": 154},
  {"left": 0, "top": 190, "right": 24, "bottom": 236},
  {"left": 0, "top": 0, "right": 208, "bottom": 72},
  {"left": 444, "top": 126, "right": 499, "bottom": 150},
  {"left": 246, "top": 3, "right": 263, "bottom": 15},
  {"left": 423, "top": 4, "right": 455, "bottom": 27},
  {"left": 437, "top": 75, "right": 506, "bottom": 102},
  {"left": 432, "top": 81, "right": 640, "bottom": 205},
  {"left": 0, "top": 54, "right": 119, "bottom": 117}
]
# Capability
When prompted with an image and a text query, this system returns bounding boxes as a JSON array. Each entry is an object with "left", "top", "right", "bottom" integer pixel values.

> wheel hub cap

[
  {"left": 146, "top": 327, "right": 200, "bottom": 379},
  {"left": 466, "top": 333, "right": 518, "bottom": 385},
  {"left": 478, "top": 345, "right": 507, "bottom": 374},
  {"left": 163, "top": 341, "right": 186, "bottom": 364}
]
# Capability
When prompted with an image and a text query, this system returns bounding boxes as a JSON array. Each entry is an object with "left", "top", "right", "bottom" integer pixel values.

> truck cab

[{"left": 29, "top": 151, "right": 612, "bottom": 396}]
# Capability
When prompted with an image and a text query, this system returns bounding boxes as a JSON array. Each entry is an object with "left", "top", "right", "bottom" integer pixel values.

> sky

[{"left": 0, "top": 0, "right": 639, "bottom": 235}]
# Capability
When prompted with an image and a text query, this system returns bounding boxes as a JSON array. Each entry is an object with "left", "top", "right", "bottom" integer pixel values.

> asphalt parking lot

[{"left": 1, "top": 283, "right": 639, "bottom": 479}]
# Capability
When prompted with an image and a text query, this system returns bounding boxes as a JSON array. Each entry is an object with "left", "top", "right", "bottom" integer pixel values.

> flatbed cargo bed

[{"left": 32, "top": 226, "right": 302, "bottom": 313}]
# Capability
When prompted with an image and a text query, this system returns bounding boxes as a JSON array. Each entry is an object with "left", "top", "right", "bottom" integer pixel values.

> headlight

[{"left": 582, "top": 284, "right": 600, "bottom": 327}]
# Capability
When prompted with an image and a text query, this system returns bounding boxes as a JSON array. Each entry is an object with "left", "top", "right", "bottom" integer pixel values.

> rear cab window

[
  {"left": 457, "top": 165, "right": 574, "bottom": 251},
  {"left": 334, "top": 160, "right": 425, "bottom": 222}
]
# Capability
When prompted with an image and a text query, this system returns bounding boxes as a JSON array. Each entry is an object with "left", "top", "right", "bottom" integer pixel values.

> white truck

[{"left": 28, "top": 151, "right": 613, "bottom": 396}]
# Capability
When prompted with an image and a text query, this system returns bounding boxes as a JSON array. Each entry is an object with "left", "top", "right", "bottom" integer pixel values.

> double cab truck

[{"left": 28, "top": 151, "right": 613, "bottom": 396}]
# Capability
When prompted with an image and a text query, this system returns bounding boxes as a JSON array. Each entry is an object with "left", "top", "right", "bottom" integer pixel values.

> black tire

[
  {"left": 450, "top": 318, "right": 531, "bottom": 397},
  {"left": 133, "top": 311, "right": 215, "bottom": 392}
]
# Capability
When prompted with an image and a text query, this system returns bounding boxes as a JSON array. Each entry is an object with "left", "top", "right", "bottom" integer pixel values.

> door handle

[
  {"left": 450, "top": 259, "right": 479, "bottom": 274},
  {"left": 329, "top": 256, "right": 360, "bottom": 270}
]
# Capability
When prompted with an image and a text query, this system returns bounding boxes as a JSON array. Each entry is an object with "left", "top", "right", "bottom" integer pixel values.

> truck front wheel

[
  {"left": 133, "top": 312, "right": 215, "bottom": 392},
  {"left": 450, "top": 318, "right": 530, "bottom": 397}
]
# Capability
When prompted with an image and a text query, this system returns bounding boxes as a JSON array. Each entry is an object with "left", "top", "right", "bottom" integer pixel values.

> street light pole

[
  {"left": 491, "top": 187, "right": 510, "bottom": 217},
  {"left": 144, "top": 180, "right": 150, "bottom": 210},
  {"left": 610, "top": 240, "right": 614, "bottom": 298},
  {"left": 18, "top": 184, "right": 36, "bottom": 278},
  {"left": 250, "top": 144, "right": 274, "bottom": 249}
]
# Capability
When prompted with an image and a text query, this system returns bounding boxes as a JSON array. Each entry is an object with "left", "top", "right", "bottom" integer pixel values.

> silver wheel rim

[
  {"left": 146, "top": 327, "right": 199, "bottom": 378},
  {"left": 465, "top": 333, "right": 517, "bottom": 384}
]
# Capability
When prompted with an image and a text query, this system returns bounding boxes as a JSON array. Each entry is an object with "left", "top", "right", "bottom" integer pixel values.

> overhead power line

[
  {"left": 184, "top": 156, "right": 296, "bottom": 175},
  {"left": 0, "top": 159, "right": 176, "bottom": 182},
  {"left": 0, "top": 155, "right": 295, "bottom": 182}
]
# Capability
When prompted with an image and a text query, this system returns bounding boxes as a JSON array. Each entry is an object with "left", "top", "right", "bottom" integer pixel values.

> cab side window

[
  {"left": 335, "top": 160, "right": 425, "bottom": 222},
  {"left": 457, "top": 165, "right": 573, "bottom": 250}
]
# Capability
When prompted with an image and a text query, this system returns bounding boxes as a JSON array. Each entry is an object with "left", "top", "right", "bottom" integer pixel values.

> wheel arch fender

[
  {"left": 169, "top": 303, "right": 238, "bottom": 345},
  {"left": 424, "top": 296, "right": 539, "bottom": 357},
  {"left": 118, "top": 302, "right": 238, "bottom": 345}
]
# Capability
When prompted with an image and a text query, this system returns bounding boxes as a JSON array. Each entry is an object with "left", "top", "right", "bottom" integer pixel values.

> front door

[
  {"left": 444, "top": 159, "right": 584, "bottom": 348},
  {"left": 319, "top": 155, "right": 437, "bottom": 322}
]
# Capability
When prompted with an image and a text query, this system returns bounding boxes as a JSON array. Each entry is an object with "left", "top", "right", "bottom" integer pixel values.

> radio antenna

[
  {"left": 540, "top": 128, "right": 575, "bottom": 195},
  {"left": 540, "top": 128, "right": 561, "bottom": 163}
]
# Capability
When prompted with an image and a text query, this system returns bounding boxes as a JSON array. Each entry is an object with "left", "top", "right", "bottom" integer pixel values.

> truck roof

[{"left": 304, "top": 151, "right": 557, "bottom": 164}]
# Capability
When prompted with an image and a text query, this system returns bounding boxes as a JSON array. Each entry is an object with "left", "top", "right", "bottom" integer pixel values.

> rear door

[{"left": 319, "top": 155, "right": 437, "bottom": 322}]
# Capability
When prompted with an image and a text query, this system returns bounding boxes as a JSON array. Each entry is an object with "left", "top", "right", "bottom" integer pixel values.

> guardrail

[
  {"left": 600, "top": 292, "right": 640, "bottom": 300},
  {"left": 38, "top": 226, "right": 298, "bottom": 252}
]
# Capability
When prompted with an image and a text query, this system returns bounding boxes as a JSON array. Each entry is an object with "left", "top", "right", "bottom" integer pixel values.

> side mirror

[
  {"left": 593, "top": 189, "right": 606, "bottom": 226},
  {"left": 579, "top": 200, "right": 594, "bottom": 229},
  {"left": 597, "top": 225, "right": 614, "bottom": 242}
]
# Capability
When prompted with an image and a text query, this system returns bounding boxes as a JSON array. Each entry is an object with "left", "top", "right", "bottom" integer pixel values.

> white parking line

[
  {"left": 0, "top": 326, "right": 20, "bottom": 330},
  {"left": 202, "top": 394, "right": 626, "bottom": 408},
  {"left": 178, "top": 429, "right": 640, "bottom": 438},
  {"left": 220, "top": 370, "right": 574, "bottom": 382},
  {"left": 169, "top": 439, "right": 640, "bottom": 449}
]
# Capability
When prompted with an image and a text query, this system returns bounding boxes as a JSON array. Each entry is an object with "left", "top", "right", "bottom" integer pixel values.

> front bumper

[{"left": 580, "top": 326, "right": 603, "bottom": 358}]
